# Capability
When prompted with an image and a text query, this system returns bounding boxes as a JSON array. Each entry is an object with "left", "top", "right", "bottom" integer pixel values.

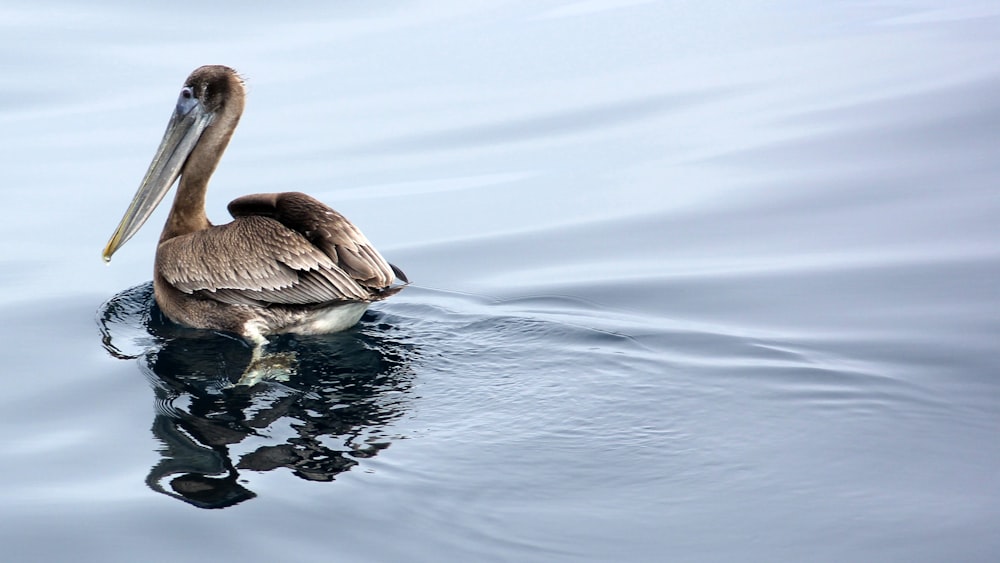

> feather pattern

[{"left": 157, "top": 192, "right": 403, "bottom": 307}]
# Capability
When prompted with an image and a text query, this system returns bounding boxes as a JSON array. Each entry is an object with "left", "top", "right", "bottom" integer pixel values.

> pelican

[{"left": 103, "top": 65, "right": 407, "bottom": 358}]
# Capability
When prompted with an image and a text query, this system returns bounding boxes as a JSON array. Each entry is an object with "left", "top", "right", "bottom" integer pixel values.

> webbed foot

[{"left": 235, "top": 351, "right": 297, "bottom": 387}]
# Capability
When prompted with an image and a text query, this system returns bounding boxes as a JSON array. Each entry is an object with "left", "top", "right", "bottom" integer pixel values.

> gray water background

[{"left": 1, "top": 1, "right": 999, "bottom": 561}]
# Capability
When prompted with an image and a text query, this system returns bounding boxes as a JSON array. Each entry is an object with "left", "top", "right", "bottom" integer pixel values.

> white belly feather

[{"left": 281, "top": 301, "right": 370, "bottom": 335}]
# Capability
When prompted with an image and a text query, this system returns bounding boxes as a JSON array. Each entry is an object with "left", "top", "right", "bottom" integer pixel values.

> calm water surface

[{"left": 1, "top": 2, "right": 999, "bottom": 561}]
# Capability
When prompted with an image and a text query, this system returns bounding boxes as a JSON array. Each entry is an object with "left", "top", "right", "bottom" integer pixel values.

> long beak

[{"left": 103, "top": 99, "right": 214, "bottom": 262}]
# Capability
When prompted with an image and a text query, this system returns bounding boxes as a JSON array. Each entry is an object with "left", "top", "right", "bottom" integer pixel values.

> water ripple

[{"left": 347, "top": 89, "right": 730, "bottom": 154}]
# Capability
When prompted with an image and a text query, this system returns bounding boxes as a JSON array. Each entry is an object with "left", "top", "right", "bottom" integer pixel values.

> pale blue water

[{"left": 1, "top": 2, "right": 999, "bottom": 561}]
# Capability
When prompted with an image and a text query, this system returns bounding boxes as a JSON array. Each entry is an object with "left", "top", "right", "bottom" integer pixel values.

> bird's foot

[{"left": 235, "top": 351, "right": 297, "bottom": 387}]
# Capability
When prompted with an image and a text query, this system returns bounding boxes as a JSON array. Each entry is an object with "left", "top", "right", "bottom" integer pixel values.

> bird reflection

[{"left": 98, "top": 282, "right": 414, "bottom": 509}]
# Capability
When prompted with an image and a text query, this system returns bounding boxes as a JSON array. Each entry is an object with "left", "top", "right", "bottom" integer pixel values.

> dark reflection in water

[{"left": 97, "top": 283, "right": 415, "bottom": 509}]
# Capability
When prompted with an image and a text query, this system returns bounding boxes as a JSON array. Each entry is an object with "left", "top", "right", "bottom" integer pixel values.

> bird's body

[{"left": 104, "top": 65, "right": 406, "bottom": 347}]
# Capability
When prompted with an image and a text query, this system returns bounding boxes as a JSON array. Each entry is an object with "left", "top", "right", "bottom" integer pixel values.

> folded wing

[{"left": 157, "top": 192, "right": 405, "bottom": 307}]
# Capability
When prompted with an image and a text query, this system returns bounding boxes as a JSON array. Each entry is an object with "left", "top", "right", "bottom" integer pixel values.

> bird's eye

[{"left": 176, "top": 86, "right": 199, "bottom": 115}]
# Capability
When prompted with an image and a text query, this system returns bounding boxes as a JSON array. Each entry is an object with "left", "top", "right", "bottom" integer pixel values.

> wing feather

[
  {"left": 157, "top": 192, "right": 404, "bottom": 308},
  {"left": 229, "top": 192, "right": 400, "bottom": 287}
]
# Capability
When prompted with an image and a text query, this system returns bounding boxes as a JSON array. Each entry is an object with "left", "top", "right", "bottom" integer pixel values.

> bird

[{"left": 103, "top": 65, "right": 407, "bottom": 372}]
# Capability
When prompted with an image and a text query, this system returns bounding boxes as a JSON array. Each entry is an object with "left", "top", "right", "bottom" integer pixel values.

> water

[{"left": 2, "top": 1, "right": 999, "bottom": 561}]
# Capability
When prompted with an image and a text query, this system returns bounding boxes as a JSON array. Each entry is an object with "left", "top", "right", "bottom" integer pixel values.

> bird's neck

[
  {"left": 159, "top": 99, "right": 242, "bottom": 242},
  {"left": 160, "top": 174, "right": 211, "bottom": 241}
]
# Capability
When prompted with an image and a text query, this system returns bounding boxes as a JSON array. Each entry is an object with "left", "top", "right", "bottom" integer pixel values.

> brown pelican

[{"left": 103, "top": 65, "right": 407, "bottom": 361}]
